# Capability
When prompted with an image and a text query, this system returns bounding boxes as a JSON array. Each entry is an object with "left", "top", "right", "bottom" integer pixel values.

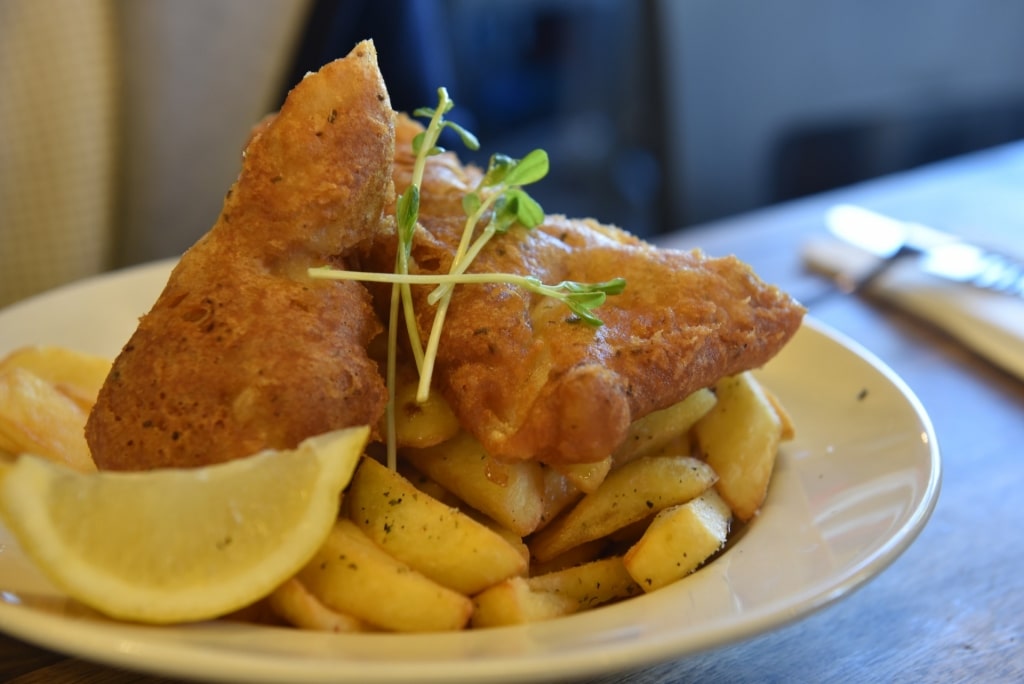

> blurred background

[{"left": 3, "top": 0, "right": 1024, "bottom": 306}]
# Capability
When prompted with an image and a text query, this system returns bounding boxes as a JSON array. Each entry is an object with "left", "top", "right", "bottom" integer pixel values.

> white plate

[{"left": 0, "top": 261, "right": 940, "bottom": 684}]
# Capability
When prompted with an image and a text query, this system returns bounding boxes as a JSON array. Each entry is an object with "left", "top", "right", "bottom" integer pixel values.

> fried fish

[
  {"left": 86, "top": 41, "right": 395, "bottom": 470},
  {"left": 88, "top": 47, "right": 803, "bottom": 473},
  {"left": 388, "top": 117, "right": 806, "bottom": 466}
]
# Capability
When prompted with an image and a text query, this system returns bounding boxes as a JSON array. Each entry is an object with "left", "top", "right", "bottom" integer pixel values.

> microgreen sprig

[
  {"left": 532, "top": 276, "right": 628, "bottom": 325},
  {"left": 416, "top": 148, "right": 549, "bottom": 401},
  {"left": 307, "top": 87, "right": 626, "bottom": 467},
  {"left": 310, "top": 267, "right": 625, "bottom": 326},
  {"left": 382, "top": 88, "right": 480, "bottom": 467},
  {"left": 428, "top": 150, "right": 549, "bottom": 306},
  {"left": 394, "top": 88, "right": 480, "bottom": 373}
]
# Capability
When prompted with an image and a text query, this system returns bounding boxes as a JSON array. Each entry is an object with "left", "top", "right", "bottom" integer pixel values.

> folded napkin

[{"left": 802, "top": 235, "right": 1024, "bottom": 381}]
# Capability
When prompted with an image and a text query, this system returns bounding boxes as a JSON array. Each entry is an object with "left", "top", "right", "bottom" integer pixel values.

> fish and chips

[{"left": 0, "top": 40, "right": 805, "bottom": 631}]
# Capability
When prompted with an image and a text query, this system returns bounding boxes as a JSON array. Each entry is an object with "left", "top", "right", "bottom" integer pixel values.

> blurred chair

[
  {"left": 0, "top": 0, "right": 117, "bottom": 307},
  {"left": 0, "top": 0, "right": 310, "bottom": 307}
]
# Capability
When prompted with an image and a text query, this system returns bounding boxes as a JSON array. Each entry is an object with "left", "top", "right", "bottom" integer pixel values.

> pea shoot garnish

[
  {"left": 308, "top": 88, "right": 625, "bottom": 466},
  {"left": 394, "top": 88, "right": 481, "bottom": 373}
]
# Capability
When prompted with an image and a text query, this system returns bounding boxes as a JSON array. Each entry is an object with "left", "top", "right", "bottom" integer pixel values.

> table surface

[{"left": 2, "top": 142, "right": 1023, "bottom": 683}]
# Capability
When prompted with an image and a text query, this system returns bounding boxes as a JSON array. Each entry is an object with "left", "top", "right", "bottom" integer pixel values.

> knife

[{"left": 825, "top": 204, "right": 1024, "bottom": 297}]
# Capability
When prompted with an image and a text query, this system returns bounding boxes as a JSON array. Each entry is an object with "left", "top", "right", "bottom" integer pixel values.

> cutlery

[{"left": 825, "top": 204, "right": 1024, "bottom": 298}]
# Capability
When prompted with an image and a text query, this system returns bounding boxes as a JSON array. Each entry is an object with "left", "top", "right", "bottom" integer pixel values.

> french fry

[
  {"left": 473, "top": 516, "right": 531, "bottom": 566},
  {"left": 397, "top": 460, "right": 532, "bottom": 567},
  {"left": 267, "top": 578, "right": 369, "bottom": 632},
  {"left": 470, "top": 577, "right": 578, "bottom": 628},
  {"left": 0, "top": 343, "right": 798, "bottom": 633},
  {"left": 623, "top": 489, "right": 732, "bottom": 592},
  {"left": 528, "top": 538, "right": 607, "bottom": 576},
  {"left": 473, "top": 557, "right": 640, "bottom": 628},
  {"left": 0, "top": 367, "right": 95, "bottom": 471},
  {"left": 399, "top": 468, "right": 531, "bottom": 565},
  {"left": 529, "top": 455, "right": 717, "bottom": 562},
  {"left": 538, "top": 465, "right": 584, "bottom": 531},
  {"left": 0, "top": 345, "right": 110, "bottom": 411},
  {"left": 402, "top": 431, "right": 547, "bottom": 536},
  {"left": 549, "top": 456, "right": 612, "bottom": 494},
  {"left": 612, "top": 388, "right": 717, "bottom": 466},
  {"left": 605, "top": 517, "right": 651, "bottom": 546},
  {"left": 764, "top": 386, "right": 796, "bottom": 441},
  {"left": 348, "top": 457, "right": 527, "bottom": 595},
  {"left": 393, "top": 368, "right": 460, "bottom": 449},
  {"left": 397, "top": 461, "right": 462, "bottom": 506},
  {"left": 527, "top": 556, "right": 641, "bottom": 609},
  {"left": 692, "top": 372, "right": 783, "bottom": 521},
  {"left": 297, "top": 519, "right": 473, "bottom": 633}
]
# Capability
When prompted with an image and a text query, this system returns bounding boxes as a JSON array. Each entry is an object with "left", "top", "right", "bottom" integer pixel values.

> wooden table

[{"left": 3, "top": 142, "right": 1023, "bottom": 683}]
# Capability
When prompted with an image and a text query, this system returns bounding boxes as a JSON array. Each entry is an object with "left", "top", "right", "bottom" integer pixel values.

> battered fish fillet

[
  {"left": 385, "top": 117, "right": 805, "bottom": 466},
  {"left": 86, "top": 41, "right": 395, "bottom": 470}
]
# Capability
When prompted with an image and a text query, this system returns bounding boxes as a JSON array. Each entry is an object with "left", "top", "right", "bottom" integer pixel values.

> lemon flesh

[{"left": 0, "top": 426, "right": 368, "bottom": 624}]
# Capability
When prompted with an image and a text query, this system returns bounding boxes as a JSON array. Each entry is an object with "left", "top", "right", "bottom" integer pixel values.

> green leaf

[
  {"left": 437, "top": 88, "right": 454, "bottom": 114},
  {"left": 558, "top": 288, "right": 608, "bottom": 326},
  {"left": 396, "top": 186, "right": 420, "bottom": 246},
  {"left": 444, "top": 121, "right": 480, "bottom": 151},
  {"left": 490, "top": 195, "right": 519, "bottom": 234},
  {"left": 509, "top": 189, "right": 544, "bottom": 228},
  {"left": 411, "top": 131, "right": 426, "bottom": 155},
  {"left": 564, "top": 277, "right": 626, "bottom": 296},
  {"left": 503, "top": 149, "right": 549, "bottom": 187},
  {"left": 549, "top": 278, "right": 628, "bottom": 326},
  {"left": 596, "top": 277, "right": 627, "bottom": 295},
  {"left": 462, "top": 192, "right": 481, "bottom": 216},
  {"left": 564, "top": 304, "right": 605, "bottom": 326},
  {"left": 566, "top": 290, "right": 608, "bottom": 309},
  {"left": 482, "top": 154, "right": 514, "bottom": 187}
]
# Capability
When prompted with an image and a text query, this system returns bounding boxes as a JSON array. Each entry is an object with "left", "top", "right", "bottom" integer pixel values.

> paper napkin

[{"left": 802, "top": 235, "right": 1024, "bottom": 381}]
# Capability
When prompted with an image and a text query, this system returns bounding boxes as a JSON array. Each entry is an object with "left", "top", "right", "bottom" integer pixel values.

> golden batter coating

[
  {"left": 88, "top": 59, "right": 803, "bottom": 472},
  {"left": 388, "top": 120, "right": 805, "bottom": 466},
  {"left": 86, "top": 41, "right": 395, "bottom": 470}
]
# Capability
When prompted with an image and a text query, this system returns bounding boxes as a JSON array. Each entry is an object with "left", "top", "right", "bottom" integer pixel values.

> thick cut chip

[
  {"left": 298, "top": 518, "right": 473, "bottom": 632},
  {"left": 529, "top": 538, "right": 607, "bottom": 576},
  {"left": 527, "top": 556, "right": 641, "bottom": 610},
  {"left": 764, "top": 386, "right": 796, "bottom": 441},
  {"left": 550, "top": 457, "right": 612, "bottom": 494},
  {"left": 402, "top": 431, "right": 546, "bottom": 536},
  {"left": 472, "top": 557, "right": 640, "bottom": 628},
  {"left": 393, "top": 368, "right": 460, "bottom": 448},
  {"left": 612, "top": 388, "right": 717, "bottom": 466},
  {"left": 623, "top": 489, "right": 732, "bottom": 592},
  {"left": 347, "top": 457, "right": 526, "bottom": 595},
  {"left": 692, "top": 372, "right": 783, "bottom": 521},
  {"left": 267, "top": 578, "right": 368, "bottom": 632},
  {"left": 529, "top": 454, "right": 717, "bottom": 562},
  {"left": 0, "top": 367, "right": 94, "bottom": 472},
  {"left": 471, "top": 576, "right": 579, "bottom": 628},
  {"left": 0, "top": 346, "right": 111, "bottom": 411},
  {"left": 538, "top": 465, "right": 584, "bottom": 532},
  {"left": 0, "top": 427, "right": 368, "bottom": 624}
]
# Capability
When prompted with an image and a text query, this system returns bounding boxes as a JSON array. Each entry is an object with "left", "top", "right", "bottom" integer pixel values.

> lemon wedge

[{"left": 0, "top": 426, "right": 368, "bottom": 624}]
